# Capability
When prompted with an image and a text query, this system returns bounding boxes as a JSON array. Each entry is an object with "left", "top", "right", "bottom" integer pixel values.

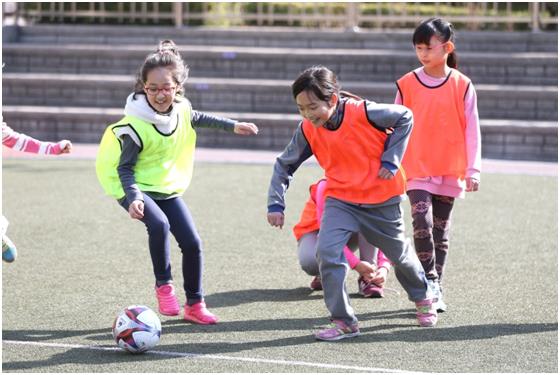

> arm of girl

[
  {"left": 2, "top": 122, "right": 72, "bottom": 155},
  {"left": 464, "top": 84, "right": 481, "bottom": 192},
  {"left": 363, "top": 103, "right": 413, "bottom": 179},
  {"left": 191, "top": 111, "right": 258, "bottom": 135},
  {"left": 267, "top": 123, "right": 313, "bottom": 228},
  {"left": 116, "top": 134, "right": 145, "bottom": 220}
]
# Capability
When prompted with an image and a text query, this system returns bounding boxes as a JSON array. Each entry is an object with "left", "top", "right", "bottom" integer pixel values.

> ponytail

[{"left": 447, "top": 51, "right": 458, "bottom": 69}]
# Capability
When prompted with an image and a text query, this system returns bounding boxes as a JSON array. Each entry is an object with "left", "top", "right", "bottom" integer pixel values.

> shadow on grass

[
  {"left": 2, "top": 327, "right": 112, "bottom": 342},
  {"left": 3, "top": 321, "right": 557, "bottom": 370},
  {"left": 204, "top": 287, "right": 324, "bottom": 307}
]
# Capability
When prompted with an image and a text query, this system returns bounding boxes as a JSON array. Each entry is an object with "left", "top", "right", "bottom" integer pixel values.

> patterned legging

[{"left": 407, "top": 189, "right": 455, "bottom": 284}]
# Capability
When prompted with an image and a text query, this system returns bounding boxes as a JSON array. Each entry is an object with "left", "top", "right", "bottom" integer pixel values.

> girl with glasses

[
  {"left": 96, "top": 40, "right": 258, "bottom": 325},
  {"left": 395, "top": 18, "right": 482, "bottom": 313}
]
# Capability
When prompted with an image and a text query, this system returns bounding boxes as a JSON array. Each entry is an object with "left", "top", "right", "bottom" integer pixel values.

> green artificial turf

[{"left": 2, "top": 159, "right": 557, "bottom": 373}]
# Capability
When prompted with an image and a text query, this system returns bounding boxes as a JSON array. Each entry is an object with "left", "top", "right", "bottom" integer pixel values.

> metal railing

[{"left": 2, "top": 2, "right": 558, "bottom": 32}]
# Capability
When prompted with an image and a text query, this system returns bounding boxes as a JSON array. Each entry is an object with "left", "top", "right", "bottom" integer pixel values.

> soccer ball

[{"left": 112, "top": 305, "right": 161, "bottom": 354}]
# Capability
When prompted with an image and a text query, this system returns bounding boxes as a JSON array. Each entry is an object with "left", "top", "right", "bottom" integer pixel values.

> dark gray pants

[{"left": 317, "top": 197, "right": 429, "bottom": 325}]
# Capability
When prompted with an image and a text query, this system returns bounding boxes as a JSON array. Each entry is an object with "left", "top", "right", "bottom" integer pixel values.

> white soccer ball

[{"left": 112, "top": 305, "right": 162, "bottom": 354}]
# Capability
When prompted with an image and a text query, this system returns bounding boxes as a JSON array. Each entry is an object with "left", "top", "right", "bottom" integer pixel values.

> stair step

[
  {"left": 3, "top": 43, "right": 557, "bottom": 86},
  {"left": 3, "top": 73, "right": 557, "bottom": 121},
  {"left": 11, "top": 24, "right": 558, "bottom": 53},
  {"left": 2, "top": 105, "right": 557, "bottom": 161}
]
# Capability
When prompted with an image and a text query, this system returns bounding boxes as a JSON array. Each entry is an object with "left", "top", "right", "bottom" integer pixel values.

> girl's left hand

[
  {"left": 58, "top": 140, "right": 73, "bottom": 154},
  {"left": 370, "top": 267, "right": 388, "bottom": 287},
  {"left": 377, "top": 167, "right": 394, "bottom": 180},
  {"left": 466, "top": 177, "right": 480, "bottom": 192},
  {"left": 234, "top": 122, "right": 259, "bottom": 135}
]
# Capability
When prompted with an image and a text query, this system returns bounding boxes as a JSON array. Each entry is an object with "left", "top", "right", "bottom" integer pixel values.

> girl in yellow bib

[
  {"left": 96, "top": 40, "right": 258, "bottom": 324},
  {"left": 396, "top": 18, "right": 481, "bottom": 313},
  {"left": 267, "top": 65, "right": 436, "bottom": 341}
]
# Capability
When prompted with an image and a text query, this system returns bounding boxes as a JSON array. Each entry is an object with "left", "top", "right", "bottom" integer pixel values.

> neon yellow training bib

[{"left": 95, "top": 107, "right": 196, "bottom": 200}]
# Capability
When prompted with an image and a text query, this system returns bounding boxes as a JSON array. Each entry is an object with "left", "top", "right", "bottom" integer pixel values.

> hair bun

[{"left": 157, "top": 40, "right": 178, "bottom": 55}]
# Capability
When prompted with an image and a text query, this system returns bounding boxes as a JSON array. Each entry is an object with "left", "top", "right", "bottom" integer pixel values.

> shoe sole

[
  {"left": 184, "top": 315, "right": 218, "bottom": 325},
  {"left": 184, "top": 317, "right": 218, "bottom": 325},
  {"left": 434, "top": 300, "right": 447, "bottom": 313},
  {"left": 159, "top": 309, "right": 181, "bottom": 316},
  {"left": 315, "top": 331, "right": 360, "bottom": 341},
  {"left": 419, "top": 321, "right": 437, "bottom": 327}
]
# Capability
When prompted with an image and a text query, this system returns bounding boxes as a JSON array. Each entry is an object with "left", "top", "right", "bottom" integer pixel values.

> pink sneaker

[
  {"left": 310, "top": 276, "right": 323, "bottom": 291},
  {"left": 184, "top": 301, "right": 218, "bottom": 325},
  {"left": 155, "top": 283, "right": 181, "bottom": 316},
  {"left": 358, "top": 277, "right": 384, "bottom": 298},
  {"left": 415, "top": 298, "right": 438, "bottom": 327},
  {"left": 315, "top": 319, "right": 360, "bottom": 341}
]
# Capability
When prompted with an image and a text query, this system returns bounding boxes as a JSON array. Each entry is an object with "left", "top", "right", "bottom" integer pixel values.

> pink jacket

[
  {"left": 314, "top": 179, "right": 391, "bottom": 270},
  {"left": 2, "top": 122, "right": 70, "bottom": 155}
]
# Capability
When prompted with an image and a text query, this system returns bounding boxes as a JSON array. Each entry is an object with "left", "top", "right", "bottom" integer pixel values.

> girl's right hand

[
  {"left": 370, "top": 267, "right": 388, "bottom": 287},
  {"left": 234, "top": 122, "right": 259, "bottom": 135},
  {"left": 267, "top": 212, "right": 284, "bottom": 229},
  {"left": 129, "top": 200, "right": 144, "bottom": 220}
]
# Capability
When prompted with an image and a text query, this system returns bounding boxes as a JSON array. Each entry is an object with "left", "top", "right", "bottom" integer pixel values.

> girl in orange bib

[
  {"left": 396, "top": 18, "right": 482, "bottom": 313},
  {"left": 267, "top": 66, "right": 436, "bottom": 341}
]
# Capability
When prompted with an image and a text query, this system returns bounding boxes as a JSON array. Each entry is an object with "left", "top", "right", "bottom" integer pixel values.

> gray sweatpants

[{"left": 317, "top": 197, "right": 429, "bottom": 326}]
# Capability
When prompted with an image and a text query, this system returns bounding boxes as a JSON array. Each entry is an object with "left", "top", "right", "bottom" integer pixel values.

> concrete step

[
  {"left": 7, "top": 25, "right": 558, "bottom": 53},
  {"left": 3, "top": 73, "right": 558, "bottom": 121},
  {"left": 3, "top": 43, "right": 557, "bottom": 86},
  {"left": 2, "top": 105, "right": 557, "bottom": 161}
]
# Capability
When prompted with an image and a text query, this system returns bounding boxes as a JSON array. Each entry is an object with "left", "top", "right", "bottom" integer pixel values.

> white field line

[{"left": 3, "top": 339, "right": 423, "bottom": 373}]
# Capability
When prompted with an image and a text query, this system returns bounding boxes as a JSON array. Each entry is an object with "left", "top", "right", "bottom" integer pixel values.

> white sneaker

[{"left": 428, "top": 279, "right": 447, "bottom": 313}]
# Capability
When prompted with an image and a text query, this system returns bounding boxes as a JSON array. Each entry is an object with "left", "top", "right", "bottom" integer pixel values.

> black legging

[{"left": 120, "top": 194, "right": 204, "bottom": 305}]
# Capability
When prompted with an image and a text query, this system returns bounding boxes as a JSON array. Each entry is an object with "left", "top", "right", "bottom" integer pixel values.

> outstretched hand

[
  {"left": 267, "top": 212, "right": 284, "bottom": 229},
  {"left": 58, "top": 140, "right": 73, "bottom": 154},
  {"left": 234, "top": 122, "right": 259, "bottom": 135}
]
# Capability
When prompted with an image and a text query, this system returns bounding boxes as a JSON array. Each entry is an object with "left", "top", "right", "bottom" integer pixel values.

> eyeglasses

[
  {"left": 144, "top": 86, "right": 177, "bottom": 96},
  {"left": 414, "top": 42, "right": 448, "bottom": 54}
]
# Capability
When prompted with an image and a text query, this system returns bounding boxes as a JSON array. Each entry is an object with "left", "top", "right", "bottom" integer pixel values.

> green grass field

[{"left": 2, "top": 159, "right": 558, "bottom": 372}]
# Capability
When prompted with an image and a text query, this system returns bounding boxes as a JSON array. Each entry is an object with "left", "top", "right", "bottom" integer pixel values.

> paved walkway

[{"left": 2, "top": 143, "right": 557, "bottom": 176}]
